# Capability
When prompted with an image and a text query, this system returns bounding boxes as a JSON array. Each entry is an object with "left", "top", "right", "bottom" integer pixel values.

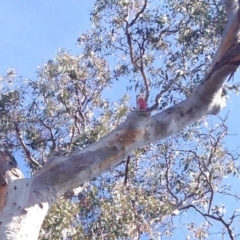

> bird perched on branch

[{"left": 136, "top": 96, "right": 147, "bottom": 111}]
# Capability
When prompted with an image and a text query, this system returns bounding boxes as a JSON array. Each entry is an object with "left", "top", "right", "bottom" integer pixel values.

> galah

[{"left": 136, "top": 97, "right": 147, "bottom": 111}]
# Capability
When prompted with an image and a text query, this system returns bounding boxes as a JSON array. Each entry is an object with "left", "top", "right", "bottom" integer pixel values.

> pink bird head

[{"left": 136, "top": 97, "right": 147, "bottom": 111}]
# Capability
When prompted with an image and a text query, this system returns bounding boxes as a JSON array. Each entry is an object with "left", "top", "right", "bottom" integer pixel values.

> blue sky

[
  {"left": 1, "top": 1, "right": 240, "bottom": 239},
  {"left": 0, "top": 1, "right": 94, "bottom": 78}
]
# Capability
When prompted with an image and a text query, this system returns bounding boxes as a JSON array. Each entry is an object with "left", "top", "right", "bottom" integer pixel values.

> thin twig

[
  {"left": 165, "top": 154, "right": 179, "bottom": 204},
  {"left": 128, "top": 0, "right": 148, "bottom": 27},
  {"left": 124, "top": 155, "right": 131, "bottom": 185},
  {"left": 14, "top": 123, "right": 41, "bottom": 169},
  {"left": 39, "top": 119, "right": 56, "bottom": 154},
  {"left": 147, "top": 94, "right": 161, "bottom": 112},
  {"left": 125, "top": 1, "right": 150, "bottom": 101}
]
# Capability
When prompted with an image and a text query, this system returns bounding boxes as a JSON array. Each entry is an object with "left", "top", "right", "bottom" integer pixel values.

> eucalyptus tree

[{"left": 1, "top": 0, "right": 240, "bottom": 239}]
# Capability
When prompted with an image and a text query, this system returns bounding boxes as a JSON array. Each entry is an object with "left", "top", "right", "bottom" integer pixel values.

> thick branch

[
  {"left": 34, "top": 41, "right": 240, "bottom": 199},
  {"left": 0, "top": 149, "right": 24, "bottom": 212},
  {"left": 209, "top": 0, "right": 240, "bottom": 70},
  {"left": 0, "top": 149, "right": 24, "bottom": 184}
]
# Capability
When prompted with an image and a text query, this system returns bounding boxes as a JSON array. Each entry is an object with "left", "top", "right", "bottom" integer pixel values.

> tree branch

[
  {"left": 14, "top": 123, "right": 41, "bottom": 169},
  {"left": 15, "top": 0, "right": 240, "bottom": 219},
  {"left": 209, "top": 0, "right": 240, "bottom": 70},
  {"left": 34, "top": 41, "right": 240, "bottom": 198},
  {"left": 125, "top": 6, "right": 150, "bottom": 101},
  {"left": 128, "top": 0, "right": 148, "bottom": 28},
  {"left": 124, "top": 155, "right": 131, "bottom": 185},
  {"left": 0, "top": 148, "right": 24, "bottom": 184},
  {"left": 39, "top": 119, "right": 56, "bottom": 154},
  {"left": 180, "top": 204, "right": 235, "bottom": 240}
]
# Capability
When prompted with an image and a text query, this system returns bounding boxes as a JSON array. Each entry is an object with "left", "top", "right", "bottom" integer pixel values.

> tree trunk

[{"left": 0, "top": 178, "right": 49, "bottom": 240}]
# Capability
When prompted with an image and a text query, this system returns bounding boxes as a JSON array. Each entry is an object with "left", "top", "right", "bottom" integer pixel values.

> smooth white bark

[{"left": 0, "top": 179, "right": 50, "bottom": 240}]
